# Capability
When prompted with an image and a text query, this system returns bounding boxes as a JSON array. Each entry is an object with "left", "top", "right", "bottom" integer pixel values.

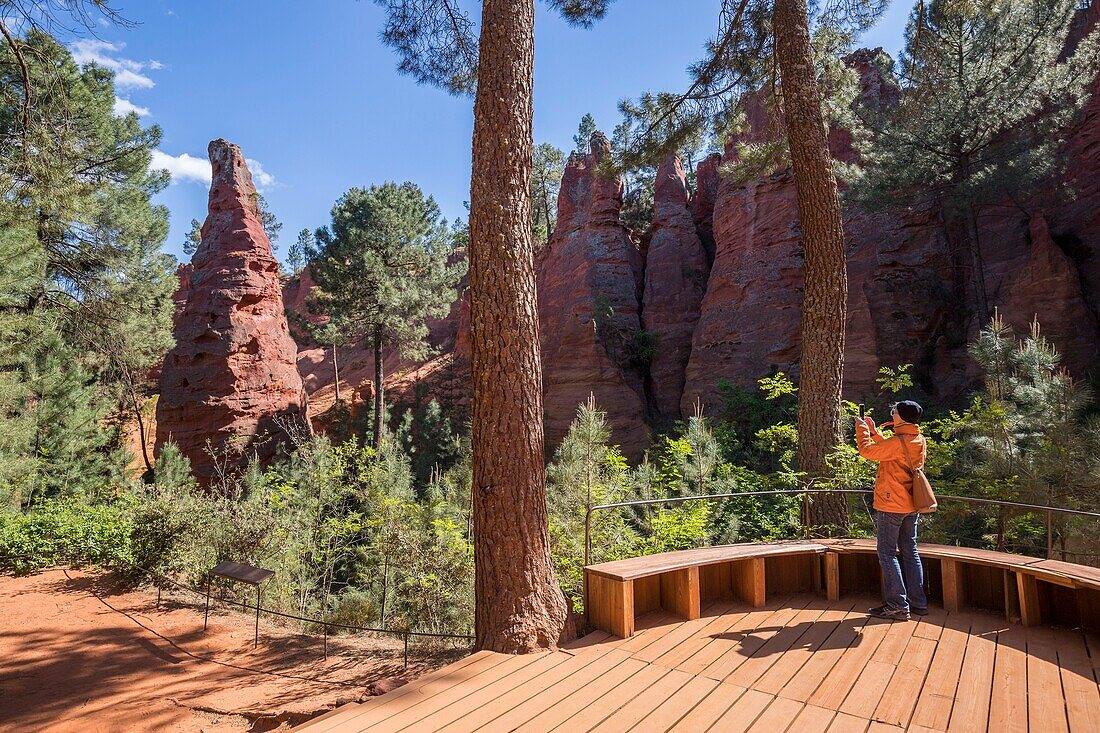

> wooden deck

[{"left": 294, "top": 594, "right": 1100, "bottom": 732}]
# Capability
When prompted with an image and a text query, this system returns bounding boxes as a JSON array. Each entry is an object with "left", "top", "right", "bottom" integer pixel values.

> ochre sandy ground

[{"left": 0, "top": 568, "right": 469, "bottom": 732}]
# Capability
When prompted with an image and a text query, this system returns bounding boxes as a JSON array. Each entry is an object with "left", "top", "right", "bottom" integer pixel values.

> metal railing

[
  {"left": 583, "top": 488, "right": 1100, "bottom": 570},
  {"left": 119, "top": 557, "right": 474, "bottom": 667}
]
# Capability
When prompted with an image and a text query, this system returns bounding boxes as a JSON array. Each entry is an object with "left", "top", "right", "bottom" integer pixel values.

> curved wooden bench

[{"left": 584, "top": 539, "right": 1100, "bottom": 638}]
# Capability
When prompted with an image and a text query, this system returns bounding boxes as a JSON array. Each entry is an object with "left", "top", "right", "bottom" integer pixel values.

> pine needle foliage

[{"left": 845, "top": 0, "right": 1100, "bottom": 214}]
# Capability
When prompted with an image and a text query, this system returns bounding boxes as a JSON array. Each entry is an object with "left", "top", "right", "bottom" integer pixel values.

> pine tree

[
  {"left": 374, "top": 0, "right": 610, "bottom": 652},
  {"left": 306, "top": 182, "right": 466, "bottom": 450},
  {"left": 531, "top": 142, "right": 565, "bottom": 248},
  {"left": 287, "top": 228, "right": 312, "bottom": 274},
  {"left": 182, "top": 218, "right": 202, "bottom": 257},
  {"left": 846, "top": 0, "right": 1100, "bottom": 324},
  {"left": 966, "top": 313, "right": 1100, "bottom": 555},
  {"left": 572, "top": 113, "right": 598, "bottom": 153},
  {"left": 0, "top": 29, "right": 175, "bottom": 494}
]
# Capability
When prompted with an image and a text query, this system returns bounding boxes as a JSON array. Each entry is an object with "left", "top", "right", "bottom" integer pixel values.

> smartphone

[{"left": 858, "top": 403, "right": 866, "bottom": 419}]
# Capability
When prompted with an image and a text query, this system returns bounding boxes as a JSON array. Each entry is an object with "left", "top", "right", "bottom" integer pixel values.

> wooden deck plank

[
  {"left": 1024, "top": 627, "right": 1071, "bottom": 733},
  {"left": 668, "top": 682, "right": 748, "bottom": 732},
  {"left": 432, "top": 647, "right": 619, "bottom": 732},
  {"left": 789, "top": 702, "right": 837, "bottom": 733},
  {"left": 912, "top": 606, "right": 949, "bottom": 640},
  {"left": 624, "top": 674, "right": 720, "bottom": 732},
  {"left": 677, "top": 598, "right": 802, "bottom": 677},
  {"left": 745, "top": 696, "right": 804, "bottom": 733},
  {"left": 701, "top": 603, "right": 813, "bottom": 682},
  {"left": 871, "top": 634, "right": 938, "bottom": 727},
  {"left": 825, "top": 711, "right": 869, "bottom": 733},
  {"left": 987, "top": 625, "right": 1028, "bottom": 733},
  {"left": 369, "top": 651, "right": 570, "bottom": 733},
  {"left": 708, "top": 688, "right": 776, "bottom": 733},
  {"left": 541, "top": 660, "right": 668, "bottom": 726},
  {"left": 301, "top": 651, "right": 501, "bottom": 733},
  {"left": 634, "top": 603, "right": 736, "bottom": 663},
  {"left": 617, "top": 610, "right": 680, "bottom": 652},
  {"left": 651, "top": 603, "right": 752, "bottom": 671},
  {"left": 907, "top": 613, "right": 970, "bottom": 732},
  {"left": 344, "top": 651, "right": 549, "bottom": 733},
  {"left": 946, "top": 614, "right": 1000, "bottom": 733},
  {"left": 480, "top": 649, "right": 644, "bottom": 733},
  {"left": 293, "top": 589, "right": 1100, "bottom": 733},
  {"left": 509, "top": 653, "right": 650, "bottom": 732},
  {"left": 753, "top": 602, "right": 857, "bottom": 695},
  {"left": 836, "top": 660, "right": 896, "bottom": 719},
  {"left": 777, "top": 606, "right": 875, "bottom": 703},
  {"left": 586, "top": 667, "right": 694, "bottom": 733},
  {"left": 805, "top": 617, "right": 892, "bottom": 710},
  {"left": 865, "top": 723, "right": 903, "bottom": 732},
  {"left": 725, "top": 602, "right": 831, "bottom": 688},
  {"left": 561, "top": 629, "right": 611, "bottom": 652},
  {"left": 1051, "top": 627, "right": 1100, "bottom": 732}
]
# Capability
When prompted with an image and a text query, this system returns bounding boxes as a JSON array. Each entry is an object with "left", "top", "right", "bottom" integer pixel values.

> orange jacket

[{"left": 856, "top": 421, "right": 926, "bottom": 514}]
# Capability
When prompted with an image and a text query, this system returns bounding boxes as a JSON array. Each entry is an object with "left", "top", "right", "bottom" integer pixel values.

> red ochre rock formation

[
  {"left": 681, "top": 32, "right": 1100, "bottom": 413},
  {"left": 643, "top": 153, "right": 710, "bottom": 422},
  {"left": 166, "top": 17, "right": 1100, "bottom": 462},
  {"left": 538, "top": 133, "right": 650, "bottom": 456},
  {"left": 155, "top": 139, "right": 309, "bottom": 479}
]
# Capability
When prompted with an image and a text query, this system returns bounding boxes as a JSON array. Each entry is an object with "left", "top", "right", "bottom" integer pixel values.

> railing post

[
  {"left": 255, "top": 586, "right": 261, "bottom": 647},
  {"left": 403, "top": 633, "right": 409, "bottom": 669},
  {"left": 204, "top": 580, "right": 211, "bottom": 631},
  {"left": 1046, "top": 510, "right": 1054, "bottom": 560},
  {"left": 584, "top": 505, "right": 592, "bottom": 568},
  {"left": 323, "top": 622, "right": 328, "bottom": 661}
]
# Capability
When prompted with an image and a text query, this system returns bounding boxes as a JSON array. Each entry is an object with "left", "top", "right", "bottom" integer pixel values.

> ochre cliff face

[
  {"left": 643, "top": 154, "right": 710, "bottom": 423},
  {"left": 680, "top": 35, "right": 1100, "bottom": 413},
  {"left": 202, "top": 13, "right": 1100, "bottom": 461},
  {"left": 155, "top": 139, "right": 309, "bottom": 480},
  {"left": 537, "top": 134, "right": 650, "bottom": 456}
]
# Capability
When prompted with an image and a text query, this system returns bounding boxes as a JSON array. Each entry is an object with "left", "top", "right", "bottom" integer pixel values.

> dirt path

[{"left": 0, "top": 568, "right": 469, "bottom": 732}]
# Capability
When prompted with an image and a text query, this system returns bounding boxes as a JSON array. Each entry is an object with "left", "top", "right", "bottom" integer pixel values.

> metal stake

[
  {"left": 204, "top": 581, "right": 211, "bottom": 631},
  {"left": 254, "top": 587, "right": 261, "bottom": 647}
]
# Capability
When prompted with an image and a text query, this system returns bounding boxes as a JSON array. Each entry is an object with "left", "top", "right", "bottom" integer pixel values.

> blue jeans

[{"left": 876, "top": 511, "right": 928, "bottom": 612}]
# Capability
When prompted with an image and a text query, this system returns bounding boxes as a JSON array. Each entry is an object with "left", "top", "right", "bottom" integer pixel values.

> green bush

[{"left": 0, "top": 496, "right": 135, "bottom": 575}]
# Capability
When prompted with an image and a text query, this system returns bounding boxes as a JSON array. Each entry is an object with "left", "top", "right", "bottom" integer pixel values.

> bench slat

[{"left": 587, "top": 541, "right": 828, "bottom": 581}]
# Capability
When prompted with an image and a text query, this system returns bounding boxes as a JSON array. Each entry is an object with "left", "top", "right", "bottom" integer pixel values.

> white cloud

[
  {"left": 113, "top": 97, "right": 151, "bottom": 117},
  {"left": 151, "top": 151, "right": 277, "bottom": 193},
  {"left": 246, "top": 158, "right": 276, "bottom": 192},
  {"left": 113, "top": 68, "right": 155, "bottom": 89},
  {"left": 69, "top": 39, "right": 156, "bottom": 89},
  {"left": 150, "top": 150, "right": 211, "bottom": 186}
]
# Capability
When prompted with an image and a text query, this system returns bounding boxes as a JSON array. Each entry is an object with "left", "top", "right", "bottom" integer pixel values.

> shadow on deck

[{"left": 291, "top": 593, "right": 1100, "bottom": 732}]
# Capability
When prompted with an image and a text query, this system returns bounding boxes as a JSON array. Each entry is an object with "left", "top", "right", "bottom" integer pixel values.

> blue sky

[{"left": 66, "top": 0, "right": 912, "bottom": 264}]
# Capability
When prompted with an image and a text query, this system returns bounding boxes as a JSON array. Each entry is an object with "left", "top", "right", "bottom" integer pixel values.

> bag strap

[{"left": 897, "top": 432, "right": 922, "bottom": 474}]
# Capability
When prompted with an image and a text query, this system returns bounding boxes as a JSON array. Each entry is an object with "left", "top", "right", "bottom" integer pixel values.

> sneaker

[
  {"left": 911, "top": 606, "right": 929, "bottom": 616},
  {"left": 868, "top": 604, "right": 910, "bottom": 621}
]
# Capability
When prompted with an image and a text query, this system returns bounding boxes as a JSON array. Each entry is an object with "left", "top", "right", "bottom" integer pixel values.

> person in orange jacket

[{"left": 856, "top": 400, "right": 928, "bottom": 621}]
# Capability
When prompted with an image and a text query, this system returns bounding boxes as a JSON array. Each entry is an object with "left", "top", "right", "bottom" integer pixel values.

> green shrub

[{"left": 0, "top": 496, "right": 135, "bottom": 575}]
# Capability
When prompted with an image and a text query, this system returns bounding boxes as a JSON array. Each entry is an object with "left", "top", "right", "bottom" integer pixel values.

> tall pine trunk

[
  {"left": 774, "top": 0, "right": 849, "bottom": 532},
  {"left": 468, "top": 0, "right": 571, "bottom": 652},
  {"left": 372, "top": 331, "right": 384, "bottom": 450}
]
